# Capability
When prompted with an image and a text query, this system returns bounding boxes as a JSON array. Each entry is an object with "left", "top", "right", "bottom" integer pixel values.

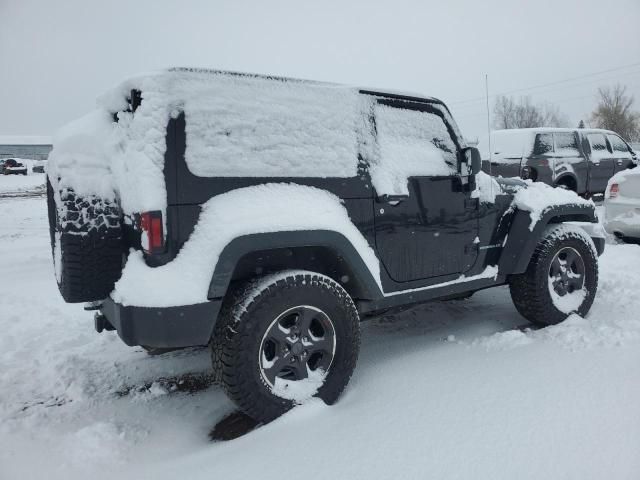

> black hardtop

[{"left": 167, "top": 67, "right": 446, "bottom": 107}]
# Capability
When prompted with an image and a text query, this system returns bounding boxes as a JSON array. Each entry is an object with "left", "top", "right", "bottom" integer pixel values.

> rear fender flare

[{"left": 207, "top": 230, "right": 382, "bottom": 300}]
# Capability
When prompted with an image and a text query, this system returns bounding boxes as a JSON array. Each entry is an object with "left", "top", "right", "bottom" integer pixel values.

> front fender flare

[
  {"left": 207, "top": 230, "right": 383, "bottom": 300},
  {"left": 498, "top": 204, "right": 597, "bottom": 275}
]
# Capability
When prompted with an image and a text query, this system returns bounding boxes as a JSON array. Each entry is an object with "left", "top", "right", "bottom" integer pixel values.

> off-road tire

[
  {"left": 211, "top": 271, "right": 360, "bottom": 423},
  {"left": 508, "top": 224, "right": 598, "bottom": 326},
  {"left": 46, "top": 178, "right": 124, "bottom": 303}
]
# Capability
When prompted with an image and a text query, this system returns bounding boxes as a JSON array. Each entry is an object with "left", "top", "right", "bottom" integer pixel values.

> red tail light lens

[
  {"left": 140, "top": 211, "right": 164, "bottom": 254},
  {"left": 609, "top": 183, "right": 619, "bottom": 199}
]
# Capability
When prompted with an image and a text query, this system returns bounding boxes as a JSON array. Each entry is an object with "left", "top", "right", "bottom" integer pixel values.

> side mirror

[{"left": 460, "top": 146, "right": 482, "bottom": 176}]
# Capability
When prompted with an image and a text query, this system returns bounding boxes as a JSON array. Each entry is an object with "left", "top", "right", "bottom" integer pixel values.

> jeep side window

[
  {"left": 374, "top": 103, "right": 458, "bottom": 176},
  {"left": 533, "top": 133, "right": 553, "bottom": 155},
  {"left": 607, "top": 134, "right": 632, "bottom": 158},
  {"left": 554, "top": 133, "right": 579, "bottom": 156}
]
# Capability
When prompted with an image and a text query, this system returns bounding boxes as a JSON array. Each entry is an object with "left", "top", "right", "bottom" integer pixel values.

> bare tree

[
  {"left": 590, "top": 84, "right": 640, "bottom": 141},
  {"left": 494, "top": 95, "right": 569, "bottom": 129}
]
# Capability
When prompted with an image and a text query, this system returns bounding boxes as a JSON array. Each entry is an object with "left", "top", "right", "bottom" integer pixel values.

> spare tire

[{"left": 46, "top": 178, "right": 124, "bottom": 303}]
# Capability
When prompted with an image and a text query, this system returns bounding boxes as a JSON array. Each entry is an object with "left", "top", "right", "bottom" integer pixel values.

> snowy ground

[
  {"left": 1, "top": 178, "right": 640, "bottom": 480},
  {"left": 0, "top": 171, "right": 46, "bottom": 196}
]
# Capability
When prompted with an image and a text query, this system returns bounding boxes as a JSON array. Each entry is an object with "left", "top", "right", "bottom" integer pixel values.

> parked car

[
  {"left": 47, "top": 69, "right": 604, "bottom": 423},
  {"left": 483, "top": 128, "right": 637, "bottom": 196},
  {"left": 32, "top": 161, "right": 46, "bottom": 173},
  {"left": 1, "top": 158, "right": 28, "bottom": 175},
  {"left": 604, "top": 167, "right": 640, "bottom": 243}
]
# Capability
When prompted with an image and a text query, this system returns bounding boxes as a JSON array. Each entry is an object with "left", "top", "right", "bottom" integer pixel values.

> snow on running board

[{"left": 383, "top": 265, "right": 499, "bottom": 297}]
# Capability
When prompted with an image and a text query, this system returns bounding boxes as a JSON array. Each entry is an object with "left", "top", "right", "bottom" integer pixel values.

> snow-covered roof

[
  {"left": 101, "top": 68, "right": 442, "bottom": 111},
  {"left": 0, "top": 135, "right": 52, "bottom": 145},
  {"left": 492, "top": 127, "right": 619, "bottom": 136}
]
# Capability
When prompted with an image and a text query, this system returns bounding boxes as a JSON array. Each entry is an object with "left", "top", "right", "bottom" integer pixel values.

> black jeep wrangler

[{"left": 47, "top": 69, "right": 603, "bottom": 423}]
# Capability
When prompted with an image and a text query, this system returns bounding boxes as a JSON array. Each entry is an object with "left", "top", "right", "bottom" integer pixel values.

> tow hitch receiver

[{"left": 94, "top": 312, "right": 115, "bottom": 333}]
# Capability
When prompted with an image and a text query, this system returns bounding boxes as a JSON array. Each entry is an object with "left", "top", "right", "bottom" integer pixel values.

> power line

[
  {"left": 452, "top": 69, "right": 640, "bottom": 112},
  {"left": 451, "top": 91, "right": 621, "bottom": 121},
  {"left": 450, "top": 61, "right": 640, "bottom": 106}
]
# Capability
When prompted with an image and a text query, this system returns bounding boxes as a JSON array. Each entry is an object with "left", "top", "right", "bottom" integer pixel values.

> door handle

[
  {"left": 377, "top": 194, "right": 407, "bottom": 205},
  {"left": 593, "top": 162, "right": 600, "bottom": 166},
  {"left": 617, "top": 159, "right": 623, "bottom": 165}
]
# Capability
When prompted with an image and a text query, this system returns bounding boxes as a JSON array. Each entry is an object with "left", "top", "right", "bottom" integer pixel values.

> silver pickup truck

[{"left": 483, "top": 128, "right": 637, "bottom": 196}]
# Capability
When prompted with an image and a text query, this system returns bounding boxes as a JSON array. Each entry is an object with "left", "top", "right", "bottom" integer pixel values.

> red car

[{"left": 0, "top": 158, "right": 28, "bottom": 175}]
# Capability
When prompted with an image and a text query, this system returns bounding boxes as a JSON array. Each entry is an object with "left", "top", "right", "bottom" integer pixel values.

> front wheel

[
  {"left": 508, "top": 225, "right": 598, "bottom": 326},
  {"left": 211, "top": 271, "right": 360, "bottom": 423}
]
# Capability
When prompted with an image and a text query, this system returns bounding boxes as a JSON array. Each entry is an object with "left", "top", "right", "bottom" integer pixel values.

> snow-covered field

[{"left": 1, "top": 177, "right": 640, "bottom": 480}]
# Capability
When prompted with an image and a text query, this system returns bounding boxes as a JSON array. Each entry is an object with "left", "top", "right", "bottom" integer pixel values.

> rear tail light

[
  {"left": 521, "top": 166, "right": 531, "bottom": 179},
  {"left": 608, "top": 183, "right": 619, "bottom": 199},
  {"left": 140, "top": 211, "right": 164, "bottom": 254}
]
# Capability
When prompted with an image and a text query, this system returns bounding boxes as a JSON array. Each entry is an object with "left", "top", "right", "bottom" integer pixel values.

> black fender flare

[
  {"left": 207, "top": 230, "right": 382, "bottom": 300},
  {"left": 498, "top": 204, "right": 597, "bottom": 275}
]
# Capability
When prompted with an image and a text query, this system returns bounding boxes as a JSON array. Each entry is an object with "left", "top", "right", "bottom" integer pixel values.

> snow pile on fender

[
  {"left": 510, "top": 181, "right": 593, "bottom": 230},
  {"left": 113, "top": 184, "right": 381, "bottom": 307}
]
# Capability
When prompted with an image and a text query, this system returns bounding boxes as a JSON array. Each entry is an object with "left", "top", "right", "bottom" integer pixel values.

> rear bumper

[
  {"left": 604, "top": 200, "right": 640, "bottom": 238},
  {"left": 100, "top": 297, "right": 223, "bottom": 348}
]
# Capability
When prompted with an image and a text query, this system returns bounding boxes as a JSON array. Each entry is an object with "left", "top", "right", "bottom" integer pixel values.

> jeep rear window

[
  {"left": 554, "top": 133, "right": 579, "bottom": 155},
  {"left": 533, "top": 133, "right": 553, "bottom": 155},
  {"left": 182, "top": 78, "right": 360, "bottom": 179}
]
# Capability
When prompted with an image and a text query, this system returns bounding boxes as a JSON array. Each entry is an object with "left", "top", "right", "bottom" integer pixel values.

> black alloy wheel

[
  {"left": 548, "top": 247, "right": 585, "bottom": 297},
  {"left": 259, "top": 305, "right": 336, "bottom": 387}
]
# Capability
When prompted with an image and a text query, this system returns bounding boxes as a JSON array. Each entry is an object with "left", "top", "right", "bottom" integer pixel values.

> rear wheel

[
  {"left": 47, "top": 178, "right": 124, "bottom": 303},
  {"left": 508, "top": 225, "right": 598, "bottom": 326},
  {"left": 211, "top": 271, "right": 360, "bottom": 423},
  {"left": 555, "top": 177, "right": 577, "bottom": 192}
]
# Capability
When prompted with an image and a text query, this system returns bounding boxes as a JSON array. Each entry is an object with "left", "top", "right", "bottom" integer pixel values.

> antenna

[{"left": 485, "top": 74, "right": 493, "bottom": 197}]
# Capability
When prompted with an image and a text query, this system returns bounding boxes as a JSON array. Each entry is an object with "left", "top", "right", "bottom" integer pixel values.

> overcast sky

[{"left": 1, "top": 0, "right": 639, "bottom": 144}]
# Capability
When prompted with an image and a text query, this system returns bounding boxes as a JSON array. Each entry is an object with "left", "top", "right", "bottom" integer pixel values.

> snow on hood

[{"left": 472, "top": 171, "right": 502, "bottom": 203}]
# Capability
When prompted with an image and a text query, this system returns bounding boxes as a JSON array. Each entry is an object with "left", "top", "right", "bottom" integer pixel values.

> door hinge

[
  {"left": 464, "top": 243, "right": 479, "bottom": 254},
  {"left": 465, "top": 198, "right": 479, "bottom": 209}
]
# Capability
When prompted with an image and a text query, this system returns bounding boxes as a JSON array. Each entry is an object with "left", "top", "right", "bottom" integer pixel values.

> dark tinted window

[
  {"left": 533, "top": 133, "right": 553, "bottom": 155},
  {"left": 554, "top": 132, "right": 579, "bottom": 154},
  {"left": 607, "top": 134, "right": 630, "bottom": 153},
  {"left": 587, "top": 133, "right": 608, "bottom": 152}
]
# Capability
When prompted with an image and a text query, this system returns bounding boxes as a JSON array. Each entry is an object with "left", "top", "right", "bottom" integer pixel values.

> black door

[
  {"left": 586, "top": 133, "right": 615, "bottom": 194},
  {"left": 371, "top": 100, "right": 479, "bottom": 282},
  {"left": 607, "top": 133, "right": 635, "bottom": 174},
  {"left": 489, "top": 157, "right": 522, "bottom": 179},
  {"left": 552, "top": 131, "right": 588, "bottom": 193}
]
